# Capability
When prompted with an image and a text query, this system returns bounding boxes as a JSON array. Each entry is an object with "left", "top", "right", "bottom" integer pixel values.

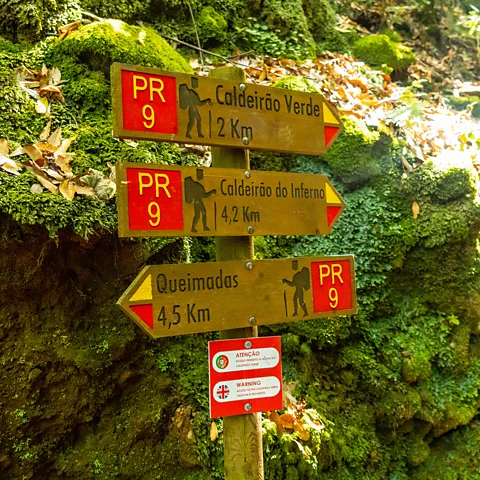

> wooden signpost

[
  {"left": 117, "top": 255, "right": 357, "bottom": 338},
  {"left": 116, "top": 162, "right": 345, "bottom": 237},
  {"left": 111, "top": 63, "right": 342, "bottom": 156},
  {"left": 112, "top": 63, "right": 351, "bottom": 480}
]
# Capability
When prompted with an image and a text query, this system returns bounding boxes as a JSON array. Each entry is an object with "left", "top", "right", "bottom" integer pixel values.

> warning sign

[{"left": 209, "top": 336, "right": 282, "bottom": 418}]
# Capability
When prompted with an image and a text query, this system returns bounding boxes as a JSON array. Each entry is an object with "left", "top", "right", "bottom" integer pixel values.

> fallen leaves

[
  {"left": 264, "top": 382, "right": 325, "bottom": 444},
  {"left": 210, "top": 421, "right": 218, "bottom": 441},
  {"left": 0, "top": 139, "right": 22, "bottom": 175},
  {"left": 190, "top": 45, "right": 480, "bottom": 177},
  {"left": 412, "top": 201, "right": 420, "bottom": 219},
  {"left": 17, "top": 64, "right": 66, "bottom": 116},
  {"left": 1, "top": 124, "right": 116, "bottom": 202}
]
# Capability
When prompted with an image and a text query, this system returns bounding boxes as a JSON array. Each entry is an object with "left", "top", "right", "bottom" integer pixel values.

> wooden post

[{"left": 211, "top": 66, "right": 264, "bottom": 480}]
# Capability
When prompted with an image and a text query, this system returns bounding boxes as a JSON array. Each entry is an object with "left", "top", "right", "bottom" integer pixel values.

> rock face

[{"left": 0, "top": 4, "right": 480, "bottom": 480}]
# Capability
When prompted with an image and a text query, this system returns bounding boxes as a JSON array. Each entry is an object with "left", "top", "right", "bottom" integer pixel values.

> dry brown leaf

[
  {"left": 45, "top": 168, "right": 65, "bottom": 182},
  {"left": 31, "top": 184, "right": 44, "bottom": 194},
  {"left": 279, "top": 414, "right": 295, "bottom": 430},
  {"left": 40, "top": 121, "right": 52, "bottom": 141},
  {"left": 55, "top": 137, "right": 73, "bottom": 158},
  {"left": 293, "top": 420, "right": 310, "bottom": 441},
  {"left": 48, "top": 128, "right": 62, "bottom": 147},
  {"left": 258, "top": 64, "right": 268, "bottom": 82},
  {"left": 210, "top": 422, "right": 218, "bottom": 441},
  {"left": 0, "top": 156, "right": 21, "bottom": 175},
  {"left": 35, "top": 142, "right": 58, "bottom": 153},
  {"left": 35, "top": 97, "right": 50, "bottom": 115},
  {"left": 59, "top": 179, "right": 76, "bottom": 200},
  {"left": 412, "top": 201, "right": 420, "bottom": 219},
  {"left": 268, "top": 411, "right": 285, "bottom": 434},
  {"left": 36, "top": 175, "right": 58, "bottom": 194},
  {"left": 58, "top": 20, "right": 81, "bottom": 40},
  {"left": 0, "top": 139, "right": 8, "bottom": 156},
  {"left": 55, "top": 156, "right": 73, "bottom": 177},
  {"left": 402, "top": 156, "right": 413, "bottom": 172},
  {"left": 23, "top": 145, "right": 44, "bottom": 162},
  {"left": 74, "top": 184, "right": 96, "bottom": 196}
]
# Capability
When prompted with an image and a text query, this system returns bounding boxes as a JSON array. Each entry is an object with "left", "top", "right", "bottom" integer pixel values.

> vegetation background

[{"left": 1, "top": 0, "right": 480, "bottom": 479}]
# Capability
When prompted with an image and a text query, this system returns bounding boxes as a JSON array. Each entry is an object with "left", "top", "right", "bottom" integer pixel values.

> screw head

[
  {"left": 239, "top": 83, "right": 246, "bottom": 91},
  {"left": 242, "top": 137, "right": 249, "bottom": 145},
  {"left": 249, "top": 317, "right": 256, "bottom": 325},
  {"left": 247, "top": 226, "right": 254, "bottom": 234},
  {"left": 244, "top": 403, "right": 252, "bottom": 412},
  {"left": 244, "top": 170, "right": 251, "bottom": 179},
  {"left": 245, "top": 261, "right": 253, "bottom": 270},
  {"left": 245, "top": 340, "right": 252, "bottom": 348}
]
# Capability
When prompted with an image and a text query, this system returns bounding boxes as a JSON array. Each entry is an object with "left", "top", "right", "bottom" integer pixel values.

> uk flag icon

[{"left": 216, "top": 384, "right": 230, "bottom": 400}]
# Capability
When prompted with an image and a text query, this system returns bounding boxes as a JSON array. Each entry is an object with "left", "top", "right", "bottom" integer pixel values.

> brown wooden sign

[
  {"left": 116, "top": 162, "right": 345, "bottom": 237},
  {"left": 111, "top": 63, "right": 342, "bottom": 156},
  {"left": 117, "top": 256, "right": 357, "bottom": 338}
]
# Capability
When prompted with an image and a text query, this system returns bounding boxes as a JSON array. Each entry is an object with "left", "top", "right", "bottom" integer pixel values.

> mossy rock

[
  {"left": 402, "top": 153, "right": 477, "bottom": 204},
  {"left": 50, "top": 20, "right": 193, "bottom": 76},
  {"left": 353, "top": 34, "right": 415, "bottom": 70},
  {"left": 323, "top": 116, "right": 394, "bottom": 185},
  {"left": 272, "top": 75, "right": 319, "bottom": 93},
  {"left": 197, "top": 6, "right": 228, "bottom": 43}
]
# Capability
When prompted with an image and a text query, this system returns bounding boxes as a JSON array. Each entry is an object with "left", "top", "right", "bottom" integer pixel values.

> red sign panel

[
  {"left": 121, "top": 70, "right": 178, "bottom": 135},
  {"left": 311, "top": 259, "right": 354, "bottom": 313},
  {"left": 126, "top": 167, "right": 184, "bottom": 231},
  {"left": 209, "top": 336, "right": 282, "bottom": 418}
]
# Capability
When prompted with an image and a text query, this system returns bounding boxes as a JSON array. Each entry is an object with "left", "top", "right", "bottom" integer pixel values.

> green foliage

[
  {"left": 0, "top": 0, "right": 81, "bottom": 42},
  {"left": 236, "top": 18, "right": 313, "bottom": 59},
  {"left": 197, "top": 6, "right": 228, "bottom": 43},
  {"left": 323, "top": 116, "right": 395, "bottom": 186},
  {"left": 402, "top": 159, "right": 477, "bottom": 204},
  {"left": 353, "top": 34, "right": 416, "bottom": 70},
  {"left": 50, "top": 21, "right": 193, "bottom": 75}
]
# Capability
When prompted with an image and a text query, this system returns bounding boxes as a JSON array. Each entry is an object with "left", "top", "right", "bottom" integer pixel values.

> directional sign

[
  {"left": 117, "top": 255, "right": 357, "bottom": 338},
  {"left": 116, "top": 162, "right": 345, "bottom": 237},
  {"left": 209, "top": 336, "right": 282, "bottom": 418},
  {"left": 111, "top": 63, "right": 342, "bottom": 156}
]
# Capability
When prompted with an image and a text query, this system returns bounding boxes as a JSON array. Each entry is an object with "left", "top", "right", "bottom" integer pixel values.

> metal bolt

[
  {"left": 245, "top": 261, "right": 253, "bottom": 270},
  {"left": 249, "top": 317, "right": 256, "bottom": 325},
  {"left": 239, "top": 83, "right": 246, "bottom": 91},
  {"left": 242, "top": 137, "right": 249, "bottom": 145},
  {"left": 244, "top": 403, "right": 252, "bottom": 412},
  {"left": 245, "top": 340, "right": 252, "bottom": 348},
  {"left": 244, "top": 170, "right": 251, "bottom": 179},
  {"left": 247, "top": 226, "right": 254, "bottom": 234}
]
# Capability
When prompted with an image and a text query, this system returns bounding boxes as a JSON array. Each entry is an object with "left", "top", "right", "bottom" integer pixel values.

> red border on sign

[{"left": 208, "top": 336, "right": 283, "bottom": 418}]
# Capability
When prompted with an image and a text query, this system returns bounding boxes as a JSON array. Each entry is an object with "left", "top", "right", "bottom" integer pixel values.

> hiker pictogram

[
  {"left": 283, "top": 260, "right": 310, "bottom": 317},
  {"left": 179, "top": 77, "right": 212, "bottom": 139},
  {"left": 184, "top": 169, "right": 216, "bottom": 232}
]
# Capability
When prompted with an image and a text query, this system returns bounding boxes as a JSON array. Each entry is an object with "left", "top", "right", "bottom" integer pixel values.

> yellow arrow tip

[
  {"left": 326, "top": 183, "right": 342, "bottom": 205},
  {"left": 323, "top": 103, "right": 339, "bottom": 125},
  {"left": 129, "top": 274, "right": 153, "bottom": 302}
]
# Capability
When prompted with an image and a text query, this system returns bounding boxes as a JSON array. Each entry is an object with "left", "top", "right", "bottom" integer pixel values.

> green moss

[
  {"left": 0, "top": 0, "right": 81, "bottom": 42},
  {"left": 402, "top": 157, "right": 477, "bottom": 204},
  {"left": 49, "top": 20, "right": 193, "bottom": 75},
  {"left": 353, "top": 34, "right": 416, "bottom": 70},
  {"left": 323, "top": 116, "right": 394, "bottom": 185},
  {"left": 197, "top": 6, "right": 228, "bottom": 43},
  {"left": 272, "top": 76, "right": 319, "bottom": 93},
  {"left": 446, "top": 94, "right": 480, "bottom": 118}
]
